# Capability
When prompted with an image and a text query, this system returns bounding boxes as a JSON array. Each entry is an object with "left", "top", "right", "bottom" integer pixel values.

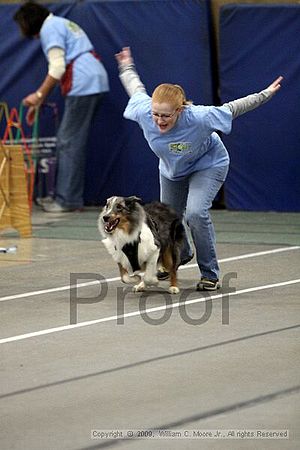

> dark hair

[{"left": 13, "top": 2, "right": 50, "bottom": 37}]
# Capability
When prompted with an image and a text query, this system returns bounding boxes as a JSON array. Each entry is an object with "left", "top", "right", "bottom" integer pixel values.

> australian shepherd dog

[{"left": 98, "top": 196, "right": 184, "bottom": 294}]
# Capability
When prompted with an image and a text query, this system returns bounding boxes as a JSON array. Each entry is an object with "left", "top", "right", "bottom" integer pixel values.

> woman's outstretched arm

[
  {"left": 115, "top": 47, "right": 146, "bottom": 97},
  {"left": 223, "top": 76, "right": 283, "bottom": 118}
]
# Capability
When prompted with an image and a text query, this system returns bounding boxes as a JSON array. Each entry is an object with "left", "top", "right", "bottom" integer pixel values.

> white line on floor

[
  {"left": 1, "top": 278, "right": 299, "bottom": 344},
  {"left": 0, "top": 245, "right": 299, "bottom": 303}
]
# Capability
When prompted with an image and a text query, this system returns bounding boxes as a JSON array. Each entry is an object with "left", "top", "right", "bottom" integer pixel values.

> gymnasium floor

[{"left": 1, "top": 206, "right": 299, "bottom": 450}]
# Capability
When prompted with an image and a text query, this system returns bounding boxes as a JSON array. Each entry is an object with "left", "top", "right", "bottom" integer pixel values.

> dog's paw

[
  {"left": 144, "top": 276, "right": 159, "bottom": 286},
  {"left": 168, "top": 286, "right": 180, "bottom": 295},
  {"left": 133, "top": 281, "right": 146, "bottom": 292},
  {"left": 122, "top": 274, "right": 141, "bottom": 284}
]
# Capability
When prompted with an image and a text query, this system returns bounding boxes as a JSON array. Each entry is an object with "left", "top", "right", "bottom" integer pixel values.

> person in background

[
  {"left": 115, "top": 46, "right": 282, "bottom": 291},
  {"left": 14, "top": 1, "right": 109, "bottom": 212}
]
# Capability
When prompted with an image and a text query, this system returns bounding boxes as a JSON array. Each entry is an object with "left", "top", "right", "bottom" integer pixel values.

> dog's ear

[{"left": 125, "top": 196, "right": 143, "bottom": 208}]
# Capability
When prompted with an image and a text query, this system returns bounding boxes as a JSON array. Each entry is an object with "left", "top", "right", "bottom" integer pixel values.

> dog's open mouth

[{"left": 104, "top": 218, "right": 120, "bottom": 233}]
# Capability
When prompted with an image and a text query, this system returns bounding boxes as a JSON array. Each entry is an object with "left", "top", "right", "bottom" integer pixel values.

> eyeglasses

[{"left": 152, "top": 110, "right": 178, "bottom": 120}]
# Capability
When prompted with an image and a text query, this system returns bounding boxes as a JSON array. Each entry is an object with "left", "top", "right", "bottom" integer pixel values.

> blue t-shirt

[
  {"left": 40, "top": 15, "right": 109, "bottom": 96},
  {"left": 124, "top": 92, "right": 232, "bottom": 180}
]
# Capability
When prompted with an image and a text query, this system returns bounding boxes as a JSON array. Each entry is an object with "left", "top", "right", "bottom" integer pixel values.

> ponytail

[{"left": 152, "top": 83, "right": 193, "bottom": 108}]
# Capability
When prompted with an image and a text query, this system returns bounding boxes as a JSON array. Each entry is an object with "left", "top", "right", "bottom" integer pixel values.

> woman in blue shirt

[
  {"left": 14, "top": 2, "right": 109, "bottom": 212},
  {"left": 116, "top": 47, "right": 282, "bottom": 290}
]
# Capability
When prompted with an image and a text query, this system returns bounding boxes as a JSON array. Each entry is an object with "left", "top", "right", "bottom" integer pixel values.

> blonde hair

[{"left": 152, "top": 84, "right": 193, "bottom": 109}]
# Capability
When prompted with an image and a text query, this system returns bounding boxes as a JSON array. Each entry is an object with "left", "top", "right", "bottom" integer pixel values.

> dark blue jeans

[
  {"left": 55, "top": 93, "right": 103, "bottom": 208},
  {"left": 160, "top": 165, "right": 229, "bottom": 280}
]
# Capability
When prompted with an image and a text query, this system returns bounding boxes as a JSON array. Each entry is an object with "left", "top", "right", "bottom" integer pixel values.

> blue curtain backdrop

[
  {"left": 219, "top": 5, "right": 300, "bottom": 212},
  {"left": 1, "top": 1, "right": 299, "bottom": 211},
  {"left": 0, "top": 0, "right": 213, "bottom": 205}
]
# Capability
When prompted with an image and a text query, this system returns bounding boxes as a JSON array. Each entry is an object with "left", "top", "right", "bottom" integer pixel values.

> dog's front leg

[
  {"left": 143, "top": 248, "right": 159, "bottom": 287},
  {"left": 118, "top": 264, "right": 141, "bottom": 284},
  {"left": 133, "top": 280, "right": 146, "bottom": 292},
  {"left": 133, "top": 249, "right": 159, "bottom": 293}
]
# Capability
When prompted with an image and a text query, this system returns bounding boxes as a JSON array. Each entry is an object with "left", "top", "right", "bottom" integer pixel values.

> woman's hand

[
  {"left": 266, "top": 76, "right": 283, "bottom": 94},
  {"left": 22, "top": 91, "right": 43, "bottom": 125},
  {"left": 25, "top": 106, "right": 37, "bottom": 126},
  {"left": 115, "top": 47, "right": 133, "bottom": 67},
  {"left": 22, "top": 92, "right": 42, "bottom": 107}
]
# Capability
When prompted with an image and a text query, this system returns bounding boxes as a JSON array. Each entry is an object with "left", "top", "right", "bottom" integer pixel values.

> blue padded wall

[
  {"left": 0, "top": 0, "right": 213, "bottom": 205},
  {"left": 219, "top": 5, "right": 300, "bottom": 212}
]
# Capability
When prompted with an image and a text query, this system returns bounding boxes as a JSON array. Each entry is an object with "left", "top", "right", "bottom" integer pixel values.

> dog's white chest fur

[{"left": 102, "top": 223, "right": 157, "bottom": 274}]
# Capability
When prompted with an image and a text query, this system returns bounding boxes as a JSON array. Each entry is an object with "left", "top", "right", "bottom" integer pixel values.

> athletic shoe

[
  {"left": 196, "top": 277, "right": 220, "bottom": 291},
  {"left": 157, "top": 254, "right": 194, "bottom": 281},
  {"left": 157, "top": 266, "right": 170, "bottom": 281},
  {"left": 35, "top": 196, "right": 54, "bottom": 207},
  {"left": 43, "top": 201, "right": 83, "bottom": 213}
]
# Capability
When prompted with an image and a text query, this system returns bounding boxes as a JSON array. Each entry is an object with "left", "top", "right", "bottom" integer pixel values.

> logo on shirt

[
  {"left": 169, "top": 142, "right": 192, "bottom": 155},
  {"left": 67, "top": 21, "right": 84, "bottom": 36}
]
